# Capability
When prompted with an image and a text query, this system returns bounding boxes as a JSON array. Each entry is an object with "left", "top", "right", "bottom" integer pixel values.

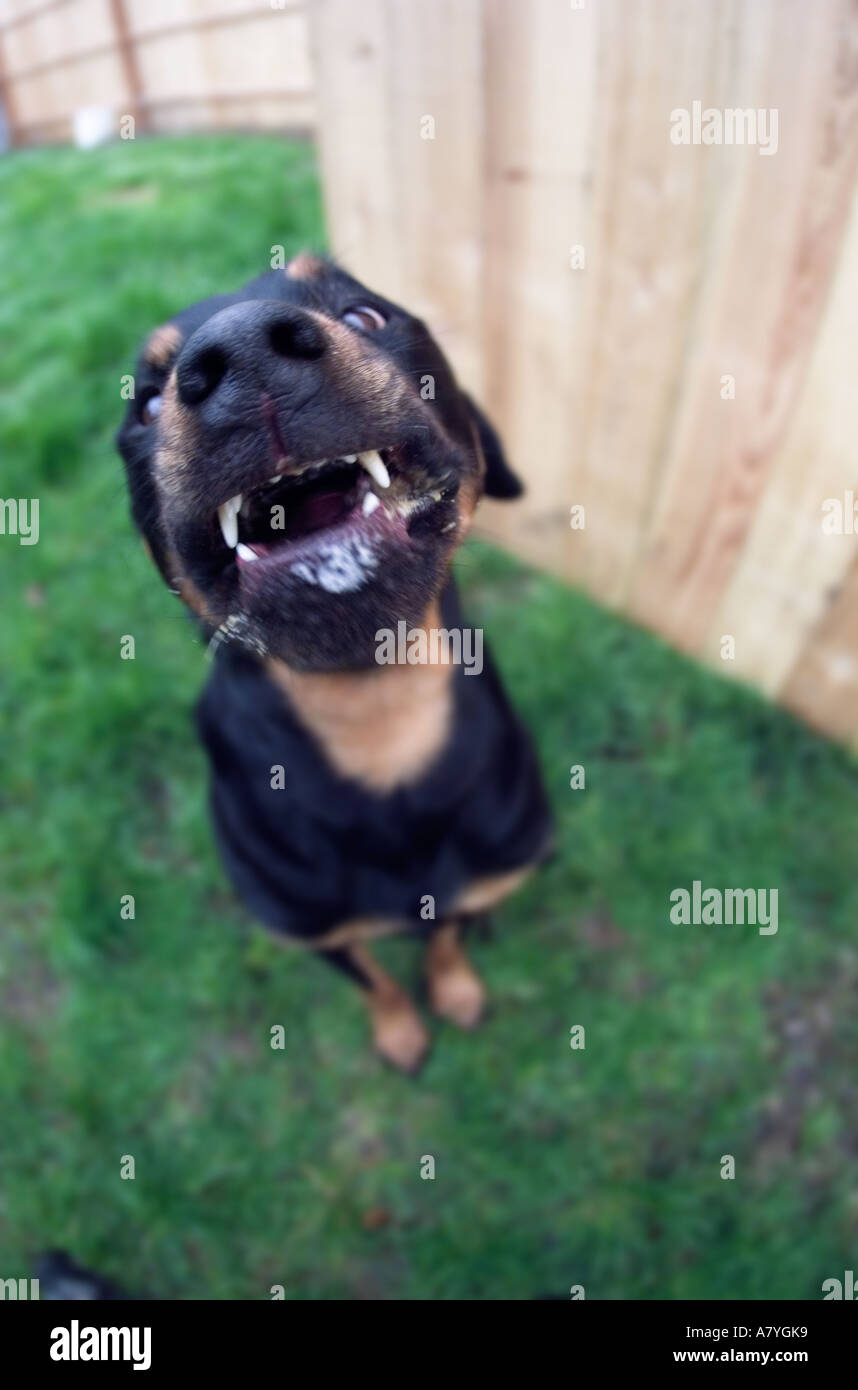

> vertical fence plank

[
  {"left": 568, "top": 0, "right": 733, "bottom": 607},
  {"left": 312, "top": 0, "right": 403, "bottom": 296},
  {"left": 628, "top": 0, "right": 858, "bottom": 656},
  {"left": 703, "top": 183, "right": 858, "bottom": 697},
  {"left": 476, "top": 0, "right": 598, "bottom": 576},
  {"left": 108, "top": 0, "right": 146, "bottom": 132},
  {"left": 383, "top": 0, "right": 484, "bottom": 391}
]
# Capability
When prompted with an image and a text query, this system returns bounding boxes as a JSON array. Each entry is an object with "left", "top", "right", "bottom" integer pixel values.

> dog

[{"left": 117, "top": 253, "right": 553, "bottom": 1072}]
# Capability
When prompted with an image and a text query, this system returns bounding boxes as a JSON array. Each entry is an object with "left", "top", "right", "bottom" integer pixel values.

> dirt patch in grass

[{"left": 84, "top": 183, "right": 160, "bottom": 209}]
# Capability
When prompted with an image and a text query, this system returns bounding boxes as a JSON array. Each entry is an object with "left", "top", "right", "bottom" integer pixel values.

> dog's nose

[{"left": 175, "top": 301, "right": 326, "bottom": 408}]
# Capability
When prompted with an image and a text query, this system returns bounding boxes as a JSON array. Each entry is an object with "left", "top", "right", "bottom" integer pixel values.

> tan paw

[
  {"left": 429, "top": 964, "right": 486, "bottom": 1029},
  {"left": 371, "top": 1005, "right": 431, "bottom": 1074}
]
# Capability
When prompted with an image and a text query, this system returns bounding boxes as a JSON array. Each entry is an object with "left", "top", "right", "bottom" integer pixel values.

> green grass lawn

[{"left": 2, "top": 134, "right": 858, "bottom": 1300}]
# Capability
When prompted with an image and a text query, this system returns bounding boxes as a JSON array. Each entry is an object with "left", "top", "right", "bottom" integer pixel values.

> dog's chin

[
  {"left": 227, "top": 520, "right": 454, "bottom": 672},
  {"left": 166, "top": 442, "right": 470, "bottom": 668}
]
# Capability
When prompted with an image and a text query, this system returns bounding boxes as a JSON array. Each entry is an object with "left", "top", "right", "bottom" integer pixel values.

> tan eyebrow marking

[
  {"left": 144, "top": 323, "right": 183, "bottom": 369},
  {"left": 284, "top": 252, "right": 325, "bottom": 281},
  {"left": 153, "top": 375, "right": 198, "bottom": 492}
]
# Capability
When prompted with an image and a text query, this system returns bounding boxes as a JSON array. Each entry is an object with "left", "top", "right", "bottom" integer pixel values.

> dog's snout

[{"left": 175, "top": 301, "right": 326, "bottom": 408}]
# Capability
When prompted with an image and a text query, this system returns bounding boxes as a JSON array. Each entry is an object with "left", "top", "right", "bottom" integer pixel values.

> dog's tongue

[{"left": 291, "top": 489, "right": 351, "bottom": 537}]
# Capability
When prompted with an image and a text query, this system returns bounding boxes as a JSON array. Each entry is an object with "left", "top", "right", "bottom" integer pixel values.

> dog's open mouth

[{"left": 215, "top": 448, "right": 454, "bottom": 572}]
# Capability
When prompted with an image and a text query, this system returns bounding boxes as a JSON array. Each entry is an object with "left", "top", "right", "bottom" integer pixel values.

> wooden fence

[
  {"left": 313, "top": 0, "right": 858, "bottom": 745},
  {"left": 0, "top": 0, "right": 314, "bottom": 144}
]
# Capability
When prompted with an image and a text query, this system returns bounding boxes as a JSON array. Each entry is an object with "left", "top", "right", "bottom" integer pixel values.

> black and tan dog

[{"left": 117, "top": 254, "right": 552, "bottom": 1072}]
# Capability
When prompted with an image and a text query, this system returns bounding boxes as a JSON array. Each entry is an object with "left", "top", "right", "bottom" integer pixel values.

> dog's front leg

[
  {"left": 424, "top": 920, "right": 486, "bottom": 1030},
  {"left": 324, "top": 942, "right": 430, "bottom": 1074}
]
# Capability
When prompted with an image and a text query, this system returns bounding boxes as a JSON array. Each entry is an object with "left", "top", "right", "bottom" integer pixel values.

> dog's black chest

[{"left": 196, "top": 582, "right": 552, "bottom": 942}]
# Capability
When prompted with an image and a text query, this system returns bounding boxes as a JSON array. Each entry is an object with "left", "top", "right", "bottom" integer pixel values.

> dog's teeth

[
  {"left": 342, "top": 454, "right": 357, "bottom": 463},
  {"left": 358, "top": 450, "right": 390, "bottom": 489},
  {"left": 236, "top": 542, "right": 258, "bottom": 562},
  {"left": 362, "top": 491, "right": 381, "bottom": 516},
  {"left": 217, "top": 494, "right": 242, "bottom": 548}
]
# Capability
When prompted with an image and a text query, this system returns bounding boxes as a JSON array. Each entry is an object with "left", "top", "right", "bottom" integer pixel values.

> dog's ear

[{"left": 466, "top": 396, "right": 523, "bottom": 499}]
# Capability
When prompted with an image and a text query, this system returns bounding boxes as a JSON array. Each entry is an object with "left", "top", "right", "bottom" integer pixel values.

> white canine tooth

[
  {"left": 342, "top": 454, "right": 357, "bottom": 463},
  {"left": 236, "top": 542, "right": 258, "bottom": 562},
  {"left": 362, "top": 491, "right": 380, "bottom": 516},
  {"left": 217, "top": 494, "right": 242, "bottom": 549},
  {"left": 358, "top": 450, "right": 390, "bottom": 490}
]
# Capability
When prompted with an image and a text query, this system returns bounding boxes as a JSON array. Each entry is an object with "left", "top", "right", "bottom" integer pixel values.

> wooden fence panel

[
  {"left": 0, "top": 0, "right": 314, "bottom": 142},
  {"left": 313, "top": 0, "right": 858, "bottom": 746},
  {"left": 629, "top": 0, "right": 858, "bottom": 654}
]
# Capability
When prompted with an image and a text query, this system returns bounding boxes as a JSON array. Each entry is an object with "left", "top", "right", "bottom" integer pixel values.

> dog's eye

[
  {"left": 341, "top": 305, "right": 387, "bottom": 333},
  {"left": 140, "top": 393, "right": 162, "bottom": 426}
]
